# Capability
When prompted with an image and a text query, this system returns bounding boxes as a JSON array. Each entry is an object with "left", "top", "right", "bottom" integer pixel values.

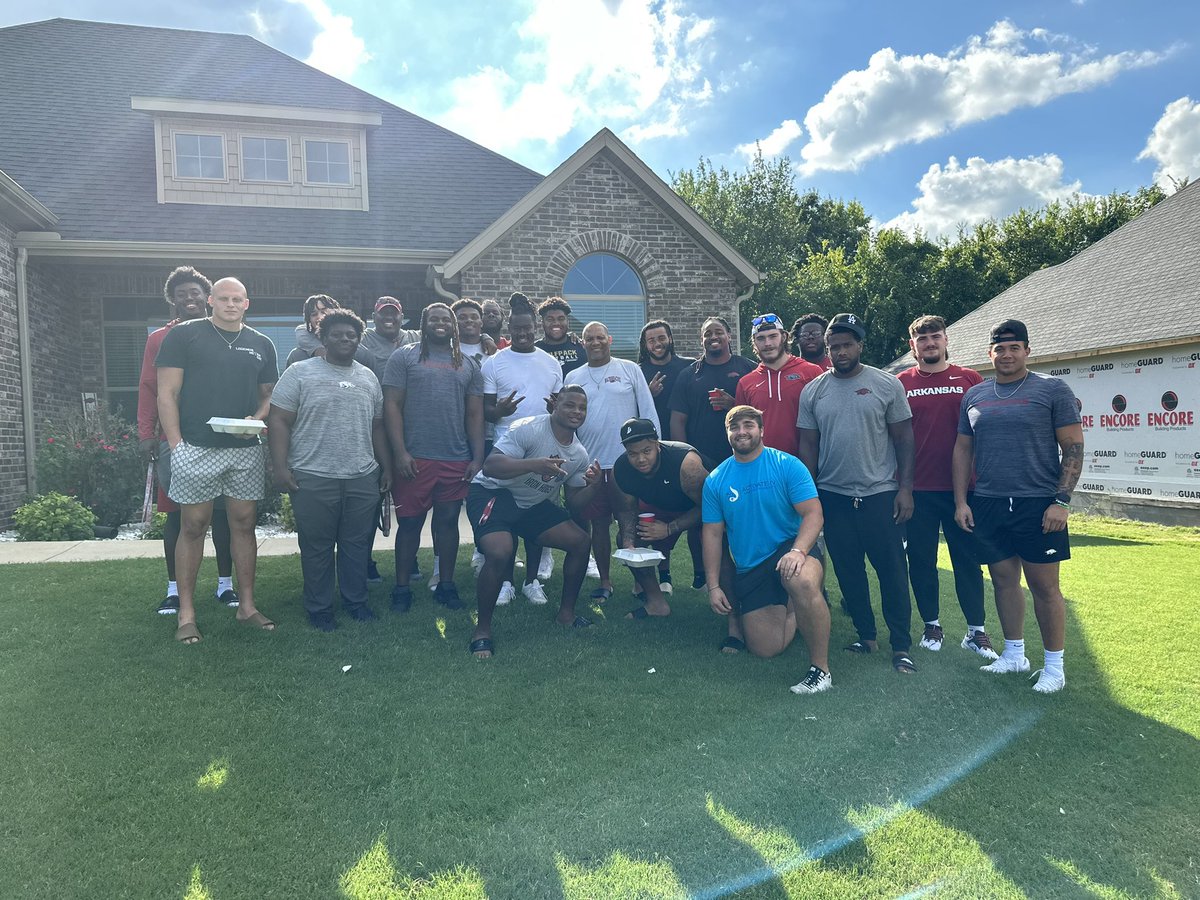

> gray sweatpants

[{"left": 291, "top": 470, "right": 380, "bottom": 616}]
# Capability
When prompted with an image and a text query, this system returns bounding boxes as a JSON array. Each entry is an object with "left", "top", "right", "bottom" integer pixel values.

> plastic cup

[{"left": 638, "top": 512, "right": 657, "bottom": 525}]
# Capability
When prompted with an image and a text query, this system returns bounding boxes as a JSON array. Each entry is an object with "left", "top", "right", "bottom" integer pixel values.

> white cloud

[
  {"left": 288, "top": 0, "right": 370, "bottom": 81},
  {"left": 1138, "top": 97, "right": 1200, "bottom": 189},
  {"left": 734, "top": 119, "right": 803, "bottom": 160},
  {"left": 798, "top": 20, "right": 1169, "bottom": 174},
  {"left": 883, "top": 154, "right": 1085, "bottom": 240},
  {"left": 436, "top": 0, "right": 714, "bottom": 153}
]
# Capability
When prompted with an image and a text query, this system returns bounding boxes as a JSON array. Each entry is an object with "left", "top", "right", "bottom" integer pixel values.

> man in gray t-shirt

[
  {"left": 952, "top": 319, "right": 1083, "bottom": 694},
  {"left": 268, "top": 311, "right": 391, "bottom": 630},
  {"left": 465, "top": 387, "right": 602, "bottom": 659},
  {"left": 797, "top": 313, "right": 917, "bottom": 670},
  {"left": 382, "top": 303, "right": 485, "bottom": 613}
]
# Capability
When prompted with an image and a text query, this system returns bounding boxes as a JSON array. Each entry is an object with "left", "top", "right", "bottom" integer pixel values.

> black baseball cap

[
  {"left": 827, "top": 312, "right": 866, "bottom": 341},
  {"left": 990, "top": 319, "right": 1029, "bottom": 344},
  {"left": 620, "top": 418, "right": 659, "bottom": 445}
]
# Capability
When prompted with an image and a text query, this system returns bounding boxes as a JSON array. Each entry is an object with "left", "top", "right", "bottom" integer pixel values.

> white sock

[
  {"left": 167, "top": 580, "right": 178, "bottom": 597},
  {"left": 968, "top": 624, "right": 983, "bottom": 635},
  {"left": 1044, "top": 649, "right": 1064, "bottom": 674},
  {"left": 217, "top": 576, "right": 233, "bottom": 595},
  {"left": 1003, "top": 638, "right": 1026, "bottom": 660},
  {"left": 925, "top": 618, "right": 941, "bottom": 627}
]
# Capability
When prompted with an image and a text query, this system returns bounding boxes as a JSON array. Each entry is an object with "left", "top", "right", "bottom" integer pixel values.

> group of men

[{"left": 138, "top": 265, "right": 1082, "bottom": 695}]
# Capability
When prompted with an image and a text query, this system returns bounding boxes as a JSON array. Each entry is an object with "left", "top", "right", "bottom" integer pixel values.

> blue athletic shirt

[{"left": 702, "top": 446, "right": 819, "bottom": 573}]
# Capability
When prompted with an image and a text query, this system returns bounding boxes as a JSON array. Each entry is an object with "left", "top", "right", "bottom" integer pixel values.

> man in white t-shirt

[
  {"left": 564, "top": 322, "right": 660, "bottom": 601},
  {"left": 481, "top": 300, "right": 563, "bottom": 602}
]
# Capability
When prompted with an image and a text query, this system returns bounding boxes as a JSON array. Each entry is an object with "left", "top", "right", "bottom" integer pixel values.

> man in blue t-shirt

[
  {"left": 702, "top": 405, "right": 832, "bottom": 694},
  {"left": 953, "top": 319, "right": 1083, "bottom": 694}
]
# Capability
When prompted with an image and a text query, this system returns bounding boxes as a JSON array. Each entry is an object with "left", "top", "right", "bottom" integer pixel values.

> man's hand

[
  {"left": 637, "top": 518, "right": 670, "bottom": 542},
  {"left": 708, "top": 388, "right": 734, "bottom": 412},
  {"left": 379, "top": 469, "right": 392, "bottom": 493},
  {"left": 531, "top": 455, "right": 568, "bottom": 479},
  {"left": 237, "top": 414, "right": 265, "bottom": 440},
  {"left": 464, "top": 458, "right": 483, "bottom": 482},
  {"left": 496, "top": 390, "right": 522, "bottom": 418},
  {"left": 648, "top": 371, "right": 665, "bottom": 397},
  {"left": 139, "top": 438, "right": 158, "bottom": 462},
  {"left": 545, "top": 392, "right": 558, "bottom": 413},
  {"left": 482, "top": 335, "right": 498, "bottom": 355},
  {"left": 273, "top": 468, "right": 300, "bottom": 493},
  {"left": 894, "top": 488, "right": 914, "bottom": 524},
  {"left": 708, "top": 586, "right": 733, "bottom": 615},
  {"left": 954, "top": 502, "right": 974, "bottom": 532},
  {"left": 394, "top": 451, "right": 418, "bottom": 480},
  {"left": 1043, "top": 503, "right": 1069, "bottom": 533},
  {"left": 583, "top": 459, "right": 602, "bottom": 486},
  {"left": 776, "top": 549, "right": 807, "bottom": 581}
]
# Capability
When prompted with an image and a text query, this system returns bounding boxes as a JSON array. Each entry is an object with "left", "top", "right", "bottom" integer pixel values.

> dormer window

[
  {"left": 304, "top": 140, "right": 351, "bottom": 185},
  {"left": 173, "top": 133, "right": 225, "bottom": 180},
  {"left": 241, "top": 136, "right": 290, "bottom": 183}
]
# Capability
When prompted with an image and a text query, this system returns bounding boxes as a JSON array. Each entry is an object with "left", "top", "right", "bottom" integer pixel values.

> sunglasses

[{"left": 751, "top": 313, "right": 782, "bottom": 332}]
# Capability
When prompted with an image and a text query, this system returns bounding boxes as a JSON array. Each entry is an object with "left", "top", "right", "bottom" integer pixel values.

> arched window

[{"left": 562, "top": 253, "right": 646, "bottom": 358}]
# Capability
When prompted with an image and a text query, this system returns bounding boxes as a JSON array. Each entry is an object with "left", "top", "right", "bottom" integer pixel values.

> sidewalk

[{"left": 0, "top": 509, "right": 471, "bottom": 565}]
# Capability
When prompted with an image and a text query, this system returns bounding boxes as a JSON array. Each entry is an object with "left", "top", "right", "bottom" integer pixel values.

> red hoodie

[{"left": 734, "top": 355, "right": 824, "bottom": 456}]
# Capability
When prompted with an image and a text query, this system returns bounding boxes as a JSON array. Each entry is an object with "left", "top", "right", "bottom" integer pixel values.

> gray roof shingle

[
  {"left": 0, "top": 18, "right": 544, "bottom": 251},
  {"left": 888, "top": 179, "right": 1200, "bottom": 371}
]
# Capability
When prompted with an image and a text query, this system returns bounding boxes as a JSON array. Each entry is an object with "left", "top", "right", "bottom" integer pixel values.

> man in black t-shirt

[
  {"left": 668, "top": 316, "right": 756, "bottom": 463},
  {"left": 156, "top": 276, "right": 278, "bottom": 644},
  {"left": 612, "top": 419, "right": 713, "bottom": 619},
  {"left": 534, "top": 295, "right": 588, "bottom": 377},
  {"left": 638, "top": 319, "right": 694, "bottom": 431}
]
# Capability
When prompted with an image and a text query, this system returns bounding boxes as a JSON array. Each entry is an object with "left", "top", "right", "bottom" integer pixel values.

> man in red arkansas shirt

[
  {"left": 897, "top": 315, "right": 996, "bottom": 660},
  {"left": 735, "top": 313, "right": 823, "bottom": 456}
]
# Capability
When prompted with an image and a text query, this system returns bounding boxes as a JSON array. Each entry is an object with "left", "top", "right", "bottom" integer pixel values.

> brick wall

[
  {"left": 0, "top": 221, "right": 27, "bottom": 524},
  {"left": 458, "top": 155, "right": 741, "bottom": 356}
]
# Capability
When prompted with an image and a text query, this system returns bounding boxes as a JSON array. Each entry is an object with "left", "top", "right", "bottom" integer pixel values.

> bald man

[
  {"left": 156, "top": 276, "right": 279, "bottom": 644},
  {"left": 564, "top": 321, "right": 659, "bottom": 599}
]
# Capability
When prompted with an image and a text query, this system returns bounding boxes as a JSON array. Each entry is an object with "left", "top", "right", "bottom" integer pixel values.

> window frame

[
  {"left": 561, "top": 252, "right": 648, "bottom": 361},
  {"left": 238, "top": 133, "right": 292, "bottom": 185},
  {"left": 170, "top": 130, "right": 228, "bottom": 182},
  {"left": 302, "top": 137, "right": 353, "bottom": 186}
]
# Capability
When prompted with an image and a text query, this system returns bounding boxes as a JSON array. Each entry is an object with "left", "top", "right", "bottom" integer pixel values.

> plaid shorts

[{"left": 167, "top": 440, "right": 267, "bottom": 505}]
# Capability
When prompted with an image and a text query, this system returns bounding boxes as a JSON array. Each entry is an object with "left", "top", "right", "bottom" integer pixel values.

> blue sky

[{"left": 4, "top": 0, "right": 1197, "bottom": 238}]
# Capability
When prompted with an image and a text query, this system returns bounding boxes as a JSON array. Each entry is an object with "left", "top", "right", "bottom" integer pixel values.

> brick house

[{"left": 0, "top": 18, "right": 760, "bottom": 524}]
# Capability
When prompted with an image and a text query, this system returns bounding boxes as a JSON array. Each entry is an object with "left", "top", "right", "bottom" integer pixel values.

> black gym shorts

[
  {"left": 733, "top": 539, "right": 824, "bottom": 615},
  {"left": 466, "top": 484, "right": 571, "bottom": 549},
  {"left": 969, "top": 495, "right": 1071, "bottom": 565}
]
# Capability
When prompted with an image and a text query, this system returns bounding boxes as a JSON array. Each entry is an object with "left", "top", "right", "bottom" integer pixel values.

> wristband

[
  {"left": 1053, "top": 499, "right": 1070, "bottom": 509},
  {"left": 1054, "top": 492, "right": 1072, "bottom": 506},
  {"left": 788, "top": 548, "right": 806, "bottom": 555}
]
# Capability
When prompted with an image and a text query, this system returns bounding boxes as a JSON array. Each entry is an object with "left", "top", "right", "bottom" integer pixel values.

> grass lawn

[{"left": 0, "top": 516, "right": 1197, "bottom": 899}]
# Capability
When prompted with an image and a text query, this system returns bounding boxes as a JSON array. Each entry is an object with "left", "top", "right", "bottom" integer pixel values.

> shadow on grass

[{"left": 0, "top": 537, "right": 1195, "bottom": 899}]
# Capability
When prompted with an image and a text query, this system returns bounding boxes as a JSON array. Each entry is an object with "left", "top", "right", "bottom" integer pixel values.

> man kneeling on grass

[
  {"left": 702, "top": 405, "right": 833, "bottom": 694},
  {"left": 466, "top": 384, "right": 602, "bottom": 659},
  {"left": 611, "top": 417, "right": 712, "bottom": 619}
]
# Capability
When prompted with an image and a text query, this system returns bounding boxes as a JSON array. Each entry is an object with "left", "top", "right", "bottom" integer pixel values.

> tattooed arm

[{"left": 1044, "top": 423, "right": 1085, "bottom": 534}]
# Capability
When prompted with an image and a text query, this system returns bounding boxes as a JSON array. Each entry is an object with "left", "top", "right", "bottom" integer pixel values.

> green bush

[
  {"left": 141, "top": 511, "right": 168, "bottom": 540},
  {"left": 278, "top": 493, "right": 296, "bottom": 532},
  {"left": 13, "top": 492, "right": 97, "bottom": 542},
  {"left": 37, "top": 406, "right": 145, "bottom": 529}
]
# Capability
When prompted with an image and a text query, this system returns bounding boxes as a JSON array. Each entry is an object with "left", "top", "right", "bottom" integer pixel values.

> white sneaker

[
  {"left": 961, "top": 630, "right": 999, "bottom": 660},
  {"left": 981, "top": 654, "right": 1031, "bottom": 675},
  {"left": 586, "top": 555, "right": 600, "bottom": 580},
  {"left": 471, "top": 550, "right": 485, "bottom": 577},
  {"left": 789, "top": 666, "right": 833, "bottom": 695},
  {"left": 522, "top": 580, "right": 549, "bottom": 605},
  {"left": 496, "top": 581, "right": 515, "bottom": 606},
  {"left": 919, "top": 624, "right": 944, "bottom": 651},
  {"left": 428, "top": 557, "right": 441, "bottom": 589},
  {"left": 538, "top": 547, "right": 554, "bottom": 581},
  {"left": 1030, "top": 668, "right": 1066, "bottom": 694}
]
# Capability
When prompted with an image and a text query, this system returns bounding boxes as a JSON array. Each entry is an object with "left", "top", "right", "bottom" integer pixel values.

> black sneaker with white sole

[
  {"left": 157, "top": 594, "right": 180, "bottom": 615},
  {"left": 217, "top": 589, "right": 239, "bottom": 608}
]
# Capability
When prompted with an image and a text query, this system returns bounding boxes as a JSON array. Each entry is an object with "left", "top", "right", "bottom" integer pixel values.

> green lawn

[{"left": 0, "top": 516, "right": 1197, "bottom": 899}]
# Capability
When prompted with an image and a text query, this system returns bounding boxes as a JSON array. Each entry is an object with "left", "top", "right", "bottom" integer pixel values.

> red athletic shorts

[
  {"left": 580, "top": 469, "right": 615, "bottom": 521},
  {"left": 391, "top": 458, "right": 470, "bottom": 517}
]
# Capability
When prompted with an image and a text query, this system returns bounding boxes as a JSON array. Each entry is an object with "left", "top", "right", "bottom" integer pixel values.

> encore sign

[{"left": 1028, "top": 342, "right": 1200, "bottom": 505}]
